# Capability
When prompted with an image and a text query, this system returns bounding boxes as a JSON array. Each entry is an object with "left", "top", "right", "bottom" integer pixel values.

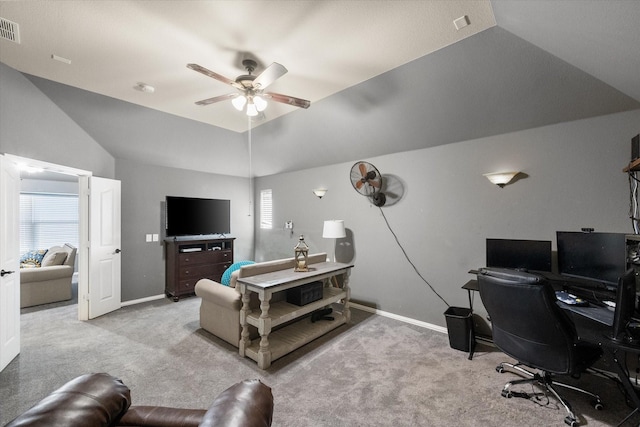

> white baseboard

[
  {"left": 121, "top": 294, "right": 166, "bottom": 307},
  {"left": 350, "top": 302, "right": 448, "bottom": 335}
]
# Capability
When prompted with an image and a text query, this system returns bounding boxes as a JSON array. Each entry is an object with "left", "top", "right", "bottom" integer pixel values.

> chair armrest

[
  {"left": 195, "top": 279, "right": 241, "bottom": 310},
  {"left": 200, "top": 379, "right": 273, "bottom": 427},
  {"left": 5, "top": 373, "right": 131, "bottom": 427},
  {"left": 117, "top": 406, "right": 206, "bottom": 427}
]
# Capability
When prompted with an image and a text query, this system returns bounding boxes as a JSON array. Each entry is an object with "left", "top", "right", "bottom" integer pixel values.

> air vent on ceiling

[{"left": 0, "top": 17, "right": 20, "bottom": 44}]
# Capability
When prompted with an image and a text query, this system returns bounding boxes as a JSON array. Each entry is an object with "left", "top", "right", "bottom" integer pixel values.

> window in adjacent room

[
  {"left": 260, "top": 189, "right": 272, "bottom": 229},
  {"left": 20, "top": 192, "right": 79, "bottom": 254}
]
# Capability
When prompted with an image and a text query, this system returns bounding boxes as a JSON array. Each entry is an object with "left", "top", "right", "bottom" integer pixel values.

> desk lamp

[{"left": 322, "top": 220, "right": 346, "bottom": 262}]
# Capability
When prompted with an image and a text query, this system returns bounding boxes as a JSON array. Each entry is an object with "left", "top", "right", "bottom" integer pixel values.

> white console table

[{"left": 237, "top": 261, "right": 354, "bottom": 369}]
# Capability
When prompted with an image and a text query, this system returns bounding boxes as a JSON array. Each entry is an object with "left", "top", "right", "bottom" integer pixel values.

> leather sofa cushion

[
  {"left": 117, "top": 406, "right": 207, "bottom": 427},
  {"left": 6, "top": 373, "right": 131, "bottom": 427},
  {"left": 200, "top": 379, "right": 273, "bottom": 427}
]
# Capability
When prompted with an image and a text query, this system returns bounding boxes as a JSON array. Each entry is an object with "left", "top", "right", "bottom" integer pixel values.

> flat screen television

[
  {"left": 556, "top": 231, "right": 627, "bottom": 287},
  {"left": 165, "top": 196, "right": 230, "bottom": 237},
  {"left": 486, "top": 238, "right": 552, "bottom": 272}
]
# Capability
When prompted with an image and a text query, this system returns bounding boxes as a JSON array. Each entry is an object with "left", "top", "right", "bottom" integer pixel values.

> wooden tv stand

[
  {"left": 237, "top": 262, "right": 354, "bottom": 369},
  {"left": 164, "top": 236, "right": 234, "bottom": 301}
]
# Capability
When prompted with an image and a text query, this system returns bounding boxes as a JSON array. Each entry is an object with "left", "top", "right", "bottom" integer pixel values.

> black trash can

[{"left": 444, "top": 307, "right": 475, "bottom": 358}]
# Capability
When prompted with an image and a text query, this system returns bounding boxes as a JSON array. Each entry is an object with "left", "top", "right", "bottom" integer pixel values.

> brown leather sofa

[{"left": 5, "top": 373, "right": 273, "bottom": 427}]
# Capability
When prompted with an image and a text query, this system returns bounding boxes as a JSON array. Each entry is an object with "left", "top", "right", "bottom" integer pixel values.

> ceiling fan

[
  {"left": 350, "top": 161, "right": 386, "bottom": 207},
  {"left": 187, "top": 59, "right": 310, "bottom": 116}
]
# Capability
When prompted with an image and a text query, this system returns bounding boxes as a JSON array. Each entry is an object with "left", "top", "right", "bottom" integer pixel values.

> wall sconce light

[
  {"left": 483, "top": 171, "right": 519, "bottom": 188},
  {"left": 313, "top": 188, "right": 327, "bottom": 198}
]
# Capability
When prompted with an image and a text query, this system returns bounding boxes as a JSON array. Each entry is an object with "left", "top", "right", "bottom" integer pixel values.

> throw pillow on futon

[
  {"left": 20, "top": 249, "right": 48, "bottom": 268},
  {"left": 41, "top": 250, "right": 68, "bottom": 267}
]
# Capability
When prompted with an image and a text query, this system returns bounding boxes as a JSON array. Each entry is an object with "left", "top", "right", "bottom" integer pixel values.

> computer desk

[
  {"left": 463, "top": 274, "right": 640, "bottom": 423},
  {"left": 562, "top": 303, "right": 640, "bottom": 424}
]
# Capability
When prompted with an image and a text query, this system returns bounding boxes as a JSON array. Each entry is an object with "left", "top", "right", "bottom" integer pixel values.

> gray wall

[
  {"left": 3, "top": 57, "right": 640, "bottom": 326},
  {"left": 0, "top": 62, "right": 115, "bottom": 179},
  {"left": 116, "top": 159, "right": 253, "bottom": 301},
  {"left": 255, "top": 109, "right": 640, "bottom": 329},
  {"left": 1, "top": 63, "right": 253, "bottom": 303}
]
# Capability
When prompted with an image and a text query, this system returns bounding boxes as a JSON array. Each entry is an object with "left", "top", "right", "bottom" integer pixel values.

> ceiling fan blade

[
  {"left": 253, "top": 62, "right": 287, "bottom": 90},
  {"left": 187, "top": 63, "right": 244, "bottom": 90},
  {"left": 195, "top": 92, "right": 239, "bottom": 106},
  {"left": 264, "top": 92, "right": 310, "bottom": 109}
]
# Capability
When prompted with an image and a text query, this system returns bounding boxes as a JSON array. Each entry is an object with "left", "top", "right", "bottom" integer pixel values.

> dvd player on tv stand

[{"left": 181, "top": 247, "right": 202, "bottom": 253}]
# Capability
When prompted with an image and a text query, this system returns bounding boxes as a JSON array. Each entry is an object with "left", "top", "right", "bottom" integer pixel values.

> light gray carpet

[{"left": 1, "top": 297, "right": 637, "bottom": 426}]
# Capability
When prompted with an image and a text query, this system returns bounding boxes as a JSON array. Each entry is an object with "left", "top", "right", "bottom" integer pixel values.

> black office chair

[{"left": 477, "top": 268, "right": 603, "bottom": 427}]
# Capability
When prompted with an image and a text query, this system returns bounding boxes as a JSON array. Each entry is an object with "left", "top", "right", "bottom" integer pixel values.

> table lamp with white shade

[{"left": 322, "top": 220, "right": 346, "bottom": 262}]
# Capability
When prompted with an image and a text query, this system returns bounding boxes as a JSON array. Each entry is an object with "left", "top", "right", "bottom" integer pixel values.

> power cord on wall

[
  {"left": 628, "top": 170, "right": 639, "bottom": 234},
  {"left": 378, "top": 206, "right": 450, "bottom": 307}
]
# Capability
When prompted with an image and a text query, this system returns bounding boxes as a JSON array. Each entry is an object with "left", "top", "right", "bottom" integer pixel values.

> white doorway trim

[{"left": 3, "top": 154, "right": 91, "bottom": 320}]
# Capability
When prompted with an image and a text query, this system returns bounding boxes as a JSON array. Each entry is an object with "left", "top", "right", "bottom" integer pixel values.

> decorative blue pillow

[
  {"left": 20, "top": 249, "right": 48, "bottom": 268},
  {"left": 221, "top": 261, "right": 255, "bottom": 286}
]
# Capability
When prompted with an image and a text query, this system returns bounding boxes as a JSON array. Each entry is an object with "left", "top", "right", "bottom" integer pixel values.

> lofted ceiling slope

[{"left": 1, "top": 1, "right": 639, "bottom": 177}]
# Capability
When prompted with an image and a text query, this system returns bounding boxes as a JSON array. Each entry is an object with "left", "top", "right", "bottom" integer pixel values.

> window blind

[
  {"left": 20, "top": 193, "right": 79, "bottom": 254},
  {"left": 260, "top": 189, "right": 273, "bottom": 229}
]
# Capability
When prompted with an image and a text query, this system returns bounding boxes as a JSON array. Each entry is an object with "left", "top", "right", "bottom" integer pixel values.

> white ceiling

[
  {"left": 0, "top": 0, "right": 496, "bottom": 133},
  {"left": 1, "top": 1, "right": 639, "bottom": 177}
]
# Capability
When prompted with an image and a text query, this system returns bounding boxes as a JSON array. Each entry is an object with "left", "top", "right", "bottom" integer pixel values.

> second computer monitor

[
  {"left": 486, "top": 238, "right": 552, "bottom": 272},
  {"left": 556, "top": 231, "right": 627, "bottom": 287}
]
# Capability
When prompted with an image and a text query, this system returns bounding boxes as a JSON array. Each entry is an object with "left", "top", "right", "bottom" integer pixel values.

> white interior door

[
  {"left": 83, "top": 176, "right": 121, "bottom": 319},
  {"left": 0, "top": 155, "right": 20, "bottom": 371}
]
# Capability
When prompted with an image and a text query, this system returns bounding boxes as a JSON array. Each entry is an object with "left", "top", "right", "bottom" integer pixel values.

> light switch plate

[
  {"left": 145, "top": 234, "right": 152, "bottom": 242},
  {"left": 152, "top": 234, "right": 159, "bottom": 242}
]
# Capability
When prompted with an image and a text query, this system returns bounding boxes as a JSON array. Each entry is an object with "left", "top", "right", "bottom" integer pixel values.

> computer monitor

[
  {"left": 612, "top": 268, "right": 637, "bottom": 342},
  {"left": 556, "top": 231, "right": 627, "bottom": 288},
  {"left": 486, "top": 238, "right": 552, "bottom": 272}
]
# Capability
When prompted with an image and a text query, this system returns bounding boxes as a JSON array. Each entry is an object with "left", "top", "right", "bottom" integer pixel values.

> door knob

[
  {"left": 1, "top": 269, "right": 15, "bottom": 277},
  {"left": 115, "top": 249, "right": 122, "bottom": 254}
]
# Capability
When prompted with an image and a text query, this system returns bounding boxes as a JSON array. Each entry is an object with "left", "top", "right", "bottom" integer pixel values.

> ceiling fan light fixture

[
  {"left": 231, "top": 95, "right": 246, "bottom": 111},
  {"left": 254, "top": 95, "right": 267, "bottom": 112},
  {"left": 246, "top": 101, "right": 258, "bottom": 117}
]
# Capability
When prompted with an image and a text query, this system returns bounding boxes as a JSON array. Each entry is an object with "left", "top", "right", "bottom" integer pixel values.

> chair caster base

[
  {"left": 592, "top": 400, "right": 603, "bottom": 411},
  {"left": 501, "top": 389, "right": 511, "bottom": 398},
  {"left": 564, "top": 415, "right": 578, "bottom": 426}
]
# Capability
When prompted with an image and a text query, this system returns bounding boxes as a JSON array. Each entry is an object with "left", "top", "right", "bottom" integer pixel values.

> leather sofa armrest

[
  {"left": 195, "top": 279, "right": 241, "bottom": 310},
  {"left": 200, "top": 379, "right": 273, "bottom": 427},
  {"left": 117, "top": 406, "right": 206, "bottom": 427},
  {"left": 6, "top": 373, "right": 131, "bottom": 427}
]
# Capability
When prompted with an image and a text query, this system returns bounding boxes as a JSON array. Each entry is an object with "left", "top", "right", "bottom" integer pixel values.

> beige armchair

[{"left": 195, "top": 253, "right": 327, "bottom": 347}]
